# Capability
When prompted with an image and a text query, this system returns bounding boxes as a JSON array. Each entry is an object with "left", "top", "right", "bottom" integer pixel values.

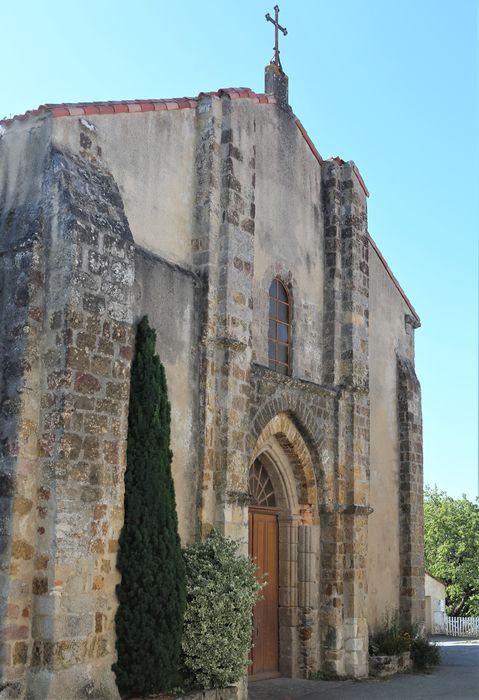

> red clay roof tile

[
  {"left": 83, "top": 105, "right": 100, "bottom": 115},
  {"left": 49, "top": 106, "right": 70, "bottom": 117}
]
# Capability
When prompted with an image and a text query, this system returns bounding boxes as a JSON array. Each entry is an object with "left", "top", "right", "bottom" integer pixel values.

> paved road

[{"left": 249, "top": 640, "right": 479, "bottom": 700}]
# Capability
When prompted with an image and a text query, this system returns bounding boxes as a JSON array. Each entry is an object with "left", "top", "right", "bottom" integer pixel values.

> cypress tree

[{"left": 113, "top": 316, "right": 186, "bottom": 696}]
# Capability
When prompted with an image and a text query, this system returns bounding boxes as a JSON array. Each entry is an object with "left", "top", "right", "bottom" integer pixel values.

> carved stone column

[
  {"left": 278, "top": 514, "right": 299, "bottom": 676},
  {"left": 297, "top": 511, "right": 319, "bottom": 676}
]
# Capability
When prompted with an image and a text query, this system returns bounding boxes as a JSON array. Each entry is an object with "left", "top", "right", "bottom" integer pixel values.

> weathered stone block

[
  {"left": 11, "top": 540, "right": 34, "bottom": 561},
  {"left": 12, "top": 641, "right": 28, "bottom": 666},
  {"left": 74, "top": 373, "right": 101, "bottom": 395}
]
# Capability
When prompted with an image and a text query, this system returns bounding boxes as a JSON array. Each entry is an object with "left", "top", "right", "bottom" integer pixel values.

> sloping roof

[
  {"left": 0, "top": 88, "right": 419, "bottom": 324},
  {"left": 426, "top": 571, "right": 447, "bottom": 587},
  {"left": 369, "top": 235, "right": 421, "bottom": 325},
  {"left": 0, "top": 88, "right": 272, "bottom": 125}
]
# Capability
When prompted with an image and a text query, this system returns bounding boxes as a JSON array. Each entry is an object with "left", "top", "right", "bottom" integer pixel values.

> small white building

[{"left": 425, "top": 571, "right": 447, "bottom": 634}]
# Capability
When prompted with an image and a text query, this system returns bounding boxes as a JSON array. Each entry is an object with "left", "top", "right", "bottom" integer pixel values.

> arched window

[
  {"left": 249, "top": 459, "right": 276, "bottom": 508},
  {"left": 268, "top": 278, "right": 291, "bottom": 375}
]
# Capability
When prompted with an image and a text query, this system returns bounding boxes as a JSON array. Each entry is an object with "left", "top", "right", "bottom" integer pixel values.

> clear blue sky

[{"left": 2, "top": 1, "right": 477, "bottom": 500}]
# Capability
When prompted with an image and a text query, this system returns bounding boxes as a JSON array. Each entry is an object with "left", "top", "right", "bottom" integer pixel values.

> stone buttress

[
  {"left": 321, "top": 159, "right": 371, "bottom": 677},
  {"left": 193, "top": 92, "right": 256, "bottom": 545},
  {"left": 397, "top": 350, "right": 425, "bottom": 628},
  {"left": 0, "top": 124, "right": 135, "bottom": 698}
]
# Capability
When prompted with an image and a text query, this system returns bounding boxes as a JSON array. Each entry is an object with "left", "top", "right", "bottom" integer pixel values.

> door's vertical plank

[
  {"left": 249, "top": 511, "right": 279, "bottom": 676},
  {"left": 248, "top": 511, "right": 255, "bottom": 674}
]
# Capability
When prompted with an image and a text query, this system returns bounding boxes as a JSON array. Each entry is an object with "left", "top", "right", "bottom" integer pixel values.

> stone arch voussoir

[
  {"left": 250, "top": 396, "right": 318, "bottom": 445},
  {"left": 250, "top": 410, "right": 320, "bottom": 513}
]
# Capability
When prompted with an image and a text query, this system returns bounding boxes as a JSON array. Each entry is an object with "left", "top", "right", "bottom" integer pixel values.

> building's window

[
  {"left": 249, "top": 459, "right": 276, "bottom": 507},
  {"left": 268, "top": 278, "right": 290, "bottom": 375}
]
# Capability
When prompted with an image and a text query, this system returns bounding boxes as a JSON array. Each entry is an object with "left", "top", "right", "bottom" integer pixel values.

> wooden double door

[{"left": 248, "top": 509, "right": 279, "bottom": 677}]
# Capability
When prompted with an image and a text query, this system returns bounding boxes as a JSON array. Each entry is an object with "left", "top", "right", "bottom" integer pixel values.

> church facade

[{"left": 0, "top": 66, "right": 424, "bottom": 698}]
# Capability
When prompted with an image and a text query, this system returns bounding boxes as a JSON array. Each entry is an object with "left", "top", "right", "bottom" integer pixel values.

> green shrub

[
  {"left": 181, "top": 531, "right": 262, "bottom": 689},
  {"left": 410, "top": 637, "right": 441, "bottom": 670},
  {"left": 369, "top": 614, "right": 412, "bottom": 656},
  {"left": 369, "top": 612, "right": 440, "bottom": 672},
  {"left": 113, "top": 316, "right": 186, "bottom": 696}
]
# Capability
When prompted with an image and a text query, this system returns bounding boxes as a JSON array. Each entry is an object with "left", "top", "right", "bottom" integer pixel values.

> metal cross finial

[{"left": 265, "top": 5, "right": 288, "bottom": 71}]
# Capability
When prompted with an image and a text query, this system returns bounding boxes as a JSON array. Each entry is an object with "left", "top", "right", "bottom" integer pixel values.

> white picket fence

[{"left": 446, "top": 616, "right": 479, "bottom": 637}]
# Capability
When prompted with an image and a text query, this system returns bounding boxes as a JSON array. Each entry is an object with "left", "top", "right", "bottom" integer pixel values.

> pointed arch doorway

[
  {"left": 248, "top": 459, "right": 279, "bottom": 677},
  {"left": 248, "top": 412, "right": 321, "bottom": 680}
]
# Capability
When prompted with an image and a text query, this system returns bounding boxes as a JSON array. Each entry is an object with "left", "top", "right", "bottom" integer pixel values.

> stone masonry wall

[
  {"left": 133, "top": 246, "right": 202, "bottom": 545},
  {"left": 0, "top": 135, "right": 135, "bottom": 698},
  {"left": 0, "top": 121, "right": 50, "bottom": 697},
  {"left": 0, "top": 195, "right": 45, "bottom": 698}
]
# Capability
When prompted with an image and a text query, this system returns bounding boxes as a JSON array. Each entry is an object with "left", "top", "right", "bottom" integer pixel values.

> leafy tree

[
  {"left": 424, "top": 486, "right": 479, "bottom": 616},
  {"left": 113, "top": 316, "right": 186, "bottom": 696}
]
